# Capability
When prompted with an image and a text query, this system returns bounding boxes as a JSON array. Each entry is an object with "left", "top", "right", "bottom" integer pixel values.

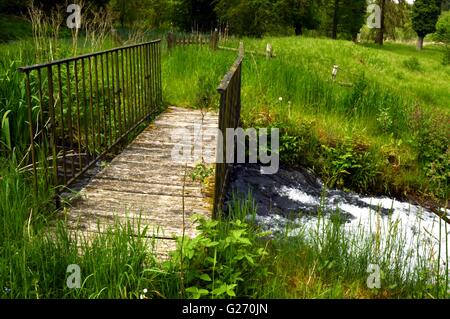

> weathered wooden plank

[{"left": 66, "top": 106, "right": 218, "bottom": 258}]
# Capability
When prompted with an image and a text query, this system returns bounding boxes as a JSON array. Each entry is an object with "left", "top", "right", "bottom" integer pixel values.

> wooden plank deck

[{"left": 63, "top": 106, "right": 218, "bottom": 258}]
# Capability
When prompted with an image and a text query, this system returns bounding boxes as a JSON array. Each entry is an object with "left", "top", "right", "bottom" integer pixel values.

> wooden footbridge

[{"left": 19, "top": 39, "right": 243, "bottom": 256}]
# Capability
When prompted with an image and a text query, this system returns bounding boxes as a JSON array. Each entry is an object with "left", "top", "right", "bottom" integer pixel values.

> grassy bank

[
  {"left": 0, "top": 33, "right": 448, "bottom": 299},
  {"left": 163, "top": 38, "right": 449, "bottom": 205},
  {"left": 0, "top": 162, "right": 448, "bottom": 298}
]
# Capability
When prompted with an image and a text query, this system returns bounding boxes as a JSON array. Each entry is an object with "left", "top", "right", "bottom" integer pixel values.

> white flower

[
  {"left": 278, "top": 97, "right": 283, "bottom": 102},
  {"left": 139, "top": 294, "right": 144, "bottom": 299},
  {"left": 143, "top": 288, "right": 148, "bottom": 294}
]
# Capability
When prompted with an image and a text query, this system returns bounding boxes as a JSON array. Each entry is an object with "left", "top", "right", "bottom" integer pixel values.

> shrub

[
  {"left": 168, "top": 209, "right": 270, "bottom": 299},
  {"left": 402, "top": 56, "right": 422, "bottom": 71},
  {"left": 321, "top": 139, "right": 380, "bottom": 192}
]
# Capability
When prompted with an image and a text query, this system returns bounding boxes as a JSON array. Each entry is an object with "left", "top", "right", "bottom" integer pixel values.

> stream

[{"left": 226, "top": 164, "right": 449, "bottom": 270}]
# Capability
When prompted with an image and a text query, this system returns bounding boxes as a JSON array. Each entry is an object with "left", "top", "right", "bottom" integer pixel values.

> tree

[
  {"left": 384, "top": 0, "right": 411, "bottom": 41},
  {"left": 412, "top": 0, "right": 441, "bottom": 50},
  {"left": 435, "top": 11, "right": 450, "bottom": 63},
  {"left": 173, "top": 0, "right": 217, "bottom": 32},
  {"left": 331, "top": 0, "right": 340, "bottom": 39},
  {"left": 340, "top": 0, "right": 367, "bottom": 42},
  {"left": 215, "top": 0, "right": 275, "bottom": 37},
  {"left": 275, "top": 0, "right": 322, "bottom": 36},
  {"left": 375, "top": 0, "right": 386, "bottom": 45},
  {"left": 435, "top": 10, "right": 450, "bottom": 42},
  {"left": 324, "top": 0, "right": 366, "bottom": 40}
]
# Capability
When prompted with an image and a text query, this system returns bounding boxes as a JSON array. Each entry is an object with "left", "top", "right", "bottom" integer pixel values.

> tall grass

[
  {"left": 0, "top": 158, "right": 448, "bottom": 299},
  {"left": 163, "top": 36, "right": 449, "bottom": 201},
  {"left": 0, "top": 30, "right": 448, "bottom": 299}
]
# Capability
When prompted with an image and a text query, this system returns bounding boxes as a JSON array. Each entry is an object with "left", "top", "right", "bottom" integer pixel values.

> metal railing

[
  {"left": 214, "top": 42, "right": 244, "bottom": 218},
  {"left": 18, "top": 40, "right": 163, "bottom": 197}
]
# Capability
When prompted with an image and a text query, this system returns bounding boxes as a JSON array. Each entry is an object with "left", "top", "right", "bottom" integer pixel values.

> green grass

[
  {"left": 0, "top": 167, "right": 447, "bottom": 299},
  {"left": 0, "top": 15, "right": 32, "bottom": 43},
  {"left": 0, "top": 33, "right": 449, "bottom": 299},
  {"left": 163, "top": 37, "right": 450, "bottom": 202}
]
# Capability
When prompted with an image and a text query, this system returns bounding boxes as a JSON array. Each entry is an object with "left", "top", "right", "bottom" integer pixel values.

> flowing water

[{"left": 226, "top": 164, "right": 449, "bottom": 270}]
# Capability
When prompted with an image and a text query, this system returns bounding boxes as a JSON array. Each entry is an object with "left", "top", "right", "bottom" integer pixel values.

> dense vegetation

[
  {"left": 164, "top": 39, "right": 450, "bottom": 203},
  {"left": 0, "top": 1, "right": 449, "bottom": 299}
]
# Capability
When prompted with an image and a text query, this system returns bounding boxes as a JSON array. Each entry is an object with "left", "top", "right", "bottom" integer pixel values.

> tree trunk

[
  {"left": 332, "top": 0, "right": 339, "bottom": 39},
  {"left": 376, "top": 0, "right": 385, "bottom": 45},
  {"left": 294, "top": 22, "right": 303, "bottom": 36},
  {"left": 417, "top": 36, "right": 424, "bottom": 50}
]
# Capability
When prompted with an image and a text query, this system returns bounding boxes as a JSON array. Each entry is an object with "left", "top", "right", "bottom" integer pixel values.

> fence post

[
  {"left": 167, "top": 32, "right": 175, "bottom": 51},
  {"left": 266, "top": 43, "right": 273, "bottom": 59},
  {"left": 211, "top": 29, "right": 219, "bottom": 51}
]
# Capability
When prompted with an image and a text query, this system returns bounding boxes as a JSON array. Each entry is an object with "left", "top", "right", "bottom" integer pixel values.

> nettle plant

[{"left": 169, "top": 213, "right": 270, "bottom": 299}]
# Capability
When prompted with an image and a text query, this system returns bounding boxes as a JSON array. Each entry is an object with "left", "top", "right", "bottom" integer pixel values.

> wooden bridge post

[{"left": 213, "top": 42, "right": 244, "bottom": 218}]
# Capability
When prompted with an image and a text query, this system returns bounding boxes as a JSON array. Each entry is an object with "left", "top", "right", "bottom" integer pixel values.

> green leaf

[
  {"left": 199, "top": 273, "right": 212, "bottom": 282},
  {"left": 1, "top": 110, "right": 12, "bottom": 150},
  {"left": 212, "top": 284, "right": 228, "bottom": 296},
  {"left": 186, "top": 287, "right": 209, "bottom": 299}
]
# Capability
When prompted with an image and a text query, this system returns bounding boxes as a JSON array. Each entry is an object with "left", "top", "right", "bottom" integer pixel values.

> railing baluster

[
  {"left": 115, "top": 50, "right": 123, "bottom": 136},
  {"left": 37, "top": 68, "right": 49, "bottom": 189},
  {"left": 94, "top": 55, "right": 101, "bottom": 150},
  {"left": 18, "top": 40, "right": 163, "bottom": 200},
  {"left": 25, "top": 71, "right": 38, "bottom": 194},
  {"left": 88, "top": 57, "right": 96, "bottom": 155},
  {"left": 139, "top": 45, "right": 146, "bottom": 116},
  {"left": 100, "top": 54, "right": 107, "bottom": 148},
  {"left": 47, "top": 66, "right": 58, "bottom": 187},
  {"left": 120, "top": 49, "right": 127, "bottom": 130},
  {"left": 74, "top": 60, "right": 83, "bottom": 171},
  {"left": 158, "top": 41, "right": 162, "bottom": 106},
  {"left": 111, "top": 51, "right": 118, "bottom": 141},
  {"left": 57, "top": 64, "right": 67, "bottom": 184},
  {"left": 149, "top": 43, "right": 155, "bottom": 111},
  {"left": 65, "top": 62, "right": 75, "bottom": 179},
  {"left": 105, "top": 52, "right": 113, "bottom": 146},
  {"left": 81, "top": 58, "right": 90, "bottom": 162},
  {"left": 136, "top": 45, "right": 142, "bottom": 119},
  {"left": 127, "top": 47, "right": 135, "bottom": 124}
]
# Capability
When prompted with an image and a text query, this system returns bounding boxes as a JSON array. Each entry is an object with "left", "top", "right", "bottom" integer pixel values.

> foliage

[
  {"left": 169, "top": 213, "right": 270, "bottom": 299},
  {"left": 403, "top": 56, "right": 422, "bottom": 71},
  {"left": 191, "top": 163, "right": 214, "bottom": 184},
  {"left": 172, "top": 0, "right": 217, "bottom": 32},
  {"left": 214, "top": 0, "right": 276, "bottom": 37},
  {"left": 274, "top": 0, "right": 322, "bottom": 36},
  {"left": 320, "top": 140, "right": 379, "bottom": 192},
  {"left": 411, "top": 0, "right": 441, "bottom": 38},
  {"left": 435, "top": 11, "right": 450, "bottom": 43}
]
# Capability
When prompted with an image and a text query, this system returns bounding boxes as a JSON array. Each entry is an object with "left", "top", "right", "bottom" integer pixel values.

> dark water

[
  {"left": 225, "top": 164, "right": 392, "bottom": 219},
  {"left": 224, "top": 164, "right": 449, "bottom": 269}
]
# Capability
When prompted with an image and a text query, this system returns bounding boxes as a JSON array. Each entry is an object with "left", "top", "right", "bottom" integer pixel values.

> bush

[
  {"left": 442, "top": 46, "right": 450, "bottom": 66},
  {"left": 434, "top": 11, "right": 450, "bottom": 44},
  {"left": 402, "top": 56, "right": 422, "bottom": 71},
  {"left": 320, "top": 139, "right": 380, "bottom": 192},
  {"left": 168, "top": 205, "right": 270, "bottom": 299}
]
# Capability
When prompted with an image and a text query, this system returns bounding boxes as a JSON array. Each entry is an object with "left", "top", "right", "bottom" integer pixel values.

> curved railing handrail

[{"left": 18, "top": 40, "right": 161, "bottom": 73}]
